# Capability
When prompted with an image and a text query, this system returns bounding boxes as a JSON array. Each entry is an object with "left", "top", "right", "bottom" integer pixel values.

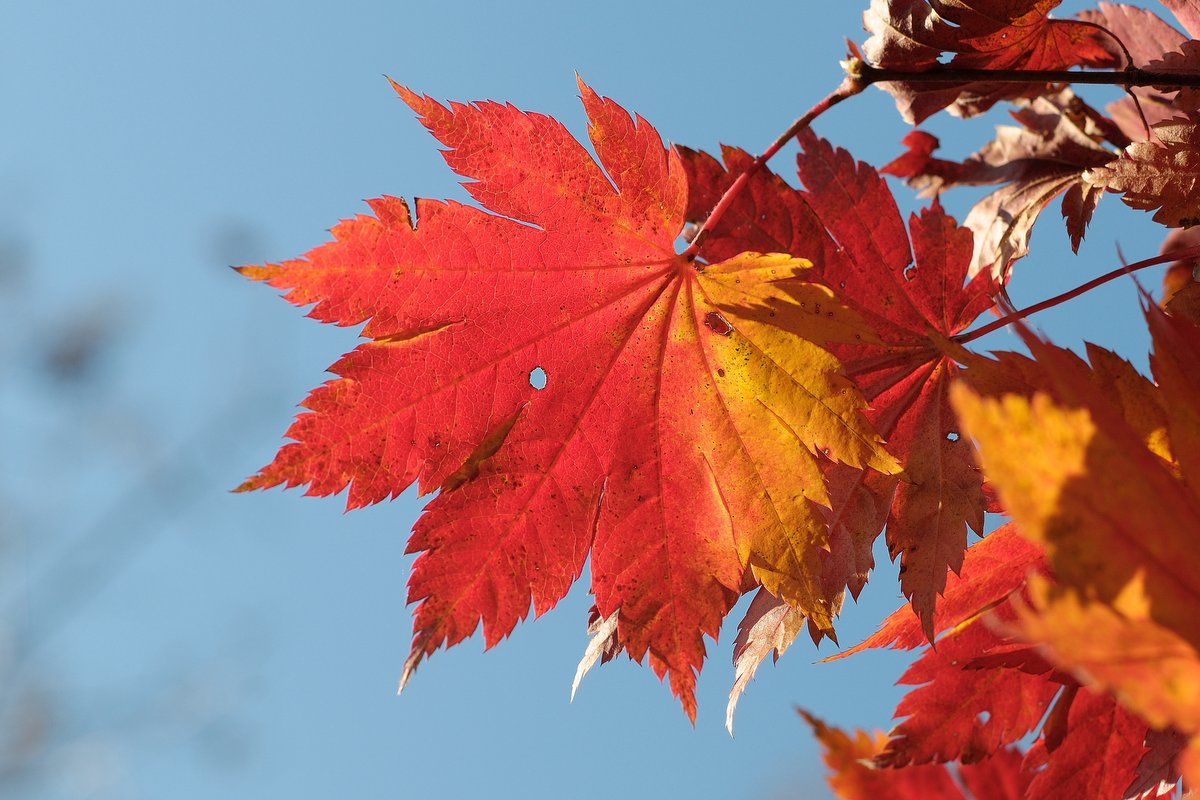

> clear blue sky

[{"left": 2, "top": 2, "right": 1169, "bottom": 797}]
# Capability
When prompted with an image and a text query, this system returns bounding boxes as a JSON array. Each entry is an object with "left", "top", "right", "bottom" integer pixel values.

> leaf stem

[
  {"left": 955, "top": 245, "right": 1200, "bottom": 344},
  {"left": 856, "top": 63, "right": 1200, "bottom": 89},
  {"left": 681, "top": 76, "right": 866, "bottom": 261}
]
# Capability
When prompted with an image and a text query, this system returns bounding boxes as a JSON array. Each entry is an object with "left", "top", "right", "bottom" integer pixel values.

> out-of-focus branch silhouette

[{"left": 0, "top": 219, "right": 278, "bottom": 797}]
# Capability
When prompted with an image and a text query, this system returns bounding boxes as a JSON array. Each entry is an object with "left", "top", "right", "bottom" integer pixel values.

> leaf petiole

[
  {"left": 681, "top": 76, "right": 867, "bottom": 261},
  {"left": 955, "top": 244, "right": 1200, "bottom": 344}
]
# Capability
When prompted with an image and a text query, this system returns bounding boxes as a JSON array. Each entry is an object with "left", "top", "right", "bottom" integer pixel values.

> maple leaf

[
  {"left": 830, "top": 514, "right": 1181, "bottom": 797},
  {"left": 1080, "top": 2, "right": 1200, "bottom": 141},
  {"left": 879, "top": 608, "right": 1064, "bottom": 767},
  {"left": 861, "top": 0, "right": 1118, "bottom": 123},
  {"left": 801, "top": 709, "right": 1034, "bottom": 800},
  {"left": 1011, "top": 576, "right": 1200, "bottom": 737},
  {"left": 836, "top": 573, "right": 1171, "bottom": 798},
  {"left": 883, "top": 90, "right": 1117, "bottom": 280},
  {"left": 682, "top": 133, "right": 998, "bottom": 641},
  {"left": 829, "top": 522, "right": 1046, "bottom": 660},
  {"left": 238, "top": 80, "right": 898, "bottom": 719},
  {"left": 952, "top": 321, "right": 1200, "bottom": 659},
  {"left": 829, "top": 527, "right": 1061, "bottom": 769},
  {"left": 1085, "top": 117, "right": 1200, "bottom": 227},
  {"left": 1021, "top": 688, "right": 1154, "bottom": 799}
]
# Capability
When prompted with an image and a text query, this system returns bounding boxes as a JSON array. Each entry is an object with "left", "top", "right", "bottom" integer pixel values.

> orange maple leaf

[{"left": 238, "top": 79, "right": 898, "bottom": 719}]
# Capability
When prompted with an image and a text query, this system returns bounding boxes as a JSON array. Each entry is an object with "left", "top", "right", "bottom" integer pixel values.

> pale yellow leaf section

[
  {"left": 950, "top": 388, "right": 1093, "bottom": 527},
  {"left": 570, "top": 611, "right": 619, "bottom": 702}
]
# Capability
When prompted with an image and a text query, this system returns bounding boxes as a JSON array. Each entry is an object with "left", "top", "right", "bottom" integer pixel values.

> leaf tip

[
  {"left": 574, "top": 72, "right": 593, "bottom": 99},
  {"left": 387, "top": 79, "right": 425, "bottom": 114},
  {"left": 233, "top": 263, "right": 279, "bottom": 282},
  {"left": 397, "top": 648, "right": 424, "bottom": 695}
]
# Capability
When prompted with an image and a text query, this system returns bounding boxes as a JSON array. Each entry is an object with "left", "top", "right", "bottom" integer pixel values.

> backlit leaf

[
  {"left": 861, "top": 0, "right": 1118, "bottom": 123},
  {"left": 240, "top": 80, "right": 895, "bottom": 718}
]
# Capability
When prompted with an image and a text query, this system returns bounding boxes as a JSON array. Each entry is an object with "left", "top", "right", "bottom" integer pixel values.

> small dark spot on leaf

[
  {"left": 717, "top": 368, "right": 726, "bottom": 378},
  {"left": 704, "top": 311, "right": 733, "bottom": 336}
]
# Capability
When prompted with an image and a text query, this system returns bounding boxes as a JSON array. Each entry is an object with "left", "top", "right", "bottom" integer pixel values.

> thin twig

[
  {"left": 681, "top": 76, "right": 866, "bottom": 261},
  {"left": 955, "top": 245, "right": 1200, "bottom": 344}
]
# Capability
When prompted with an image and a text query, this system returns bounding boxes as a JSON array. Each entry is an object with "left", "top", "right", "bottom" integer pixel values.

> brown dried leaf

[
  {"left": 725, "top": 588, "right": 806, "bottom": 734},
  {"left": 1085, "top": 117, "right": 1200, "bottom": 227},
  {"left": 861, "top": 0, "right": 1118, "bottom": 123},
  {"left": 885, "top": 90, "right": 1115, "bottom": 279}
]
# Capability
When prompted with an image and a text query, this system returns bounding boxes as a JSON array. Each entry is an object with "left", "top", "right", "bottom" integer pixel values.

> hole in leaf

[
  {"left": 946, "top": 431, "right": 960, "bottom": 442},
  {"left": 903, "top": 265, "right": 917, "bottom": 281},
  {"left": 529, "top": 366, "right": 547, "bottom": 390},
  {"left": 704, "top": 311, "right": 733, "bottom": 336}
]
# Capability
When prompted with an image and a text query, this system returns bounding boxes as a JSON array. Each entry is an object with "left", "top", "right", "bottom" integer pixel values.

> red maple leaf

[
  {"left": 878, "top": 605, "right": 1064, "bottom": 767},
  {"left": 836, "top": 525, "right": 1171, "bottom": 798},
  {"left": 861, "top": 0, "right": 1118, "bottom": 122},
  {"left": 238, "top": 80, "right": 897, "bottom": 719},
  {"left": 830, "top": 522, "right": 1046, "bottom": 659}
]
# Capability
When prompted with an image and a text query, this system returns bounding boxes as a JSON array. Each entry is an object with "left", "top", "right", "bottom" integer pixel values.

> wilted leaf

[
  {"left": 570, "top": 608, "right": 619, "bottom": 702},
  {"left": 725, "top": 587, "right": 806, "bottom": 734}
]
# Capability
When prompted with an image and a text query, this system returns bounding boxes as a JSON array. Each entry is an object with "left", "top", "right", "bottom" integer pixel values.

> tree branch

[{"left": 856, "top": 63, "right": 1200, "bottom": 89}]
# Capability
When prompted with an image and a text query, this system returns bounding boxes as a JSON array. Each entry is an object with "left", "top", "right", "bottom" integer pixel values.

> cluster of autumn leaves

[{"left": 239, "top": 1, "right": 1200, "bottom": 797}]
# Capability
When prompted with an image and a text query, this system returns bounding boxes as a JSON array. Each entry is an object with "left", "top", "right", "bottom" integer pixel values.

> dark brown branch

[{"left": 856, "top": 63, "right": 1200, "bottom": 89}]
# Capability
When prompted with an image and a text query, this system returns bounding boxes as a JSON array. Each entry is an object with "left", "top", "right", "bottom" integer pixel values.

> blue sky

[{"left": 2, "top": 1, "right": 1173, "bottom": 797}]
